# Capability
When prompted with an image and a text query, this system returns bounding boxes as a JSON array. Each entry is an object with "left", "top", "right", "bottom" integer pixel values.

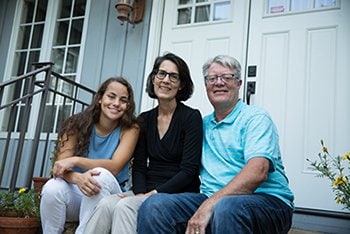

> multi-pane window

[
  {"left": 14, "top": 0, "right": 47, "bottom": 76},
  {"left": 266, "top": 0, "right": 339, "bottom": 15},
  {"left": 4, "top": 0, "right": 48, "bottom": 132},
  {"left": 2, "top": 0, "right": 88, "bottom": 133},
  {"left": 45, "top": 0, "right": 87, "bottom": 133},
  {"left": 177, "top": 0, "right": 231, "bottom": 25},
  {"left": 51, "top": 0, "right": 86, "bottom": 76}
]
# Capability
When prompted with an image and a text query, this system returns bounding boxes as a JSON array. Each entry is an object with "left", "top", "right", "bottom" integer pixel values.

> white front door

[
  {"left": 141, "top": 0, "right": 249, "bottom": 115},
  {"left": 248, "top": 0, "right": 350, "bottom": 212},
  {"left": 142, "top": 0, "right": 350, "bottom": 213}
]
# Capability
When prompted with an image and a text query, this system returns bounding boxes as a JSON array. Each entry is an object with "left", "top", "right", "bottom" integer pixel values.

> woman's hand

[
  {"left": 76, "top": 169, "right": 102, "bottom": 197},
  {"left": 52, "top": 157, "right": 77, "bottom": 178},
  {"left": 117, "top": 193, "right": 129, "bottom": 198},
  {"left": 143, "top": 189, "right": 158, "bottom": 197}
]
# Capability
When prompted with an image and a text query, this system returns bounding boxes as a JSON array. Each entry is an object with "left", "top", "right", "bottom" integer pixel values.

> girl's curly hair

[{"left": 55, "top": 77, "right": 138, "bottom": 157}]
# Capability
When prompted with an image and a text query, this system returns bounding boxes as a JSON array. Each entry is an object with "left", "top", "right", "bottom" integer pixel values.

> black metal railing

[{"left": 0, "top": 62, "right": 95, "bottom": 191}]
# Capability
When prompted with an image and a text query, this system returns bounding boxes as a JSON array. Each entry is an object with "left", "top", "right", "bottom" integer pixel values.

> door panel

[
  {"left": 248, "top": 0, "right": 350, "bottom": 212},
  {"left": 158, "top": 0, "right": 249, "bottom": 116}
]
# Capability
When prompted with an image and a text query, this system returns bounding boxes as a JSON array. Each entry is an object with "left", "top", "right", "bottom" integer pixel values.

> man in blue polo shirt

[{"left": 137, "top": 55, "right": 294, "bottom": 234}]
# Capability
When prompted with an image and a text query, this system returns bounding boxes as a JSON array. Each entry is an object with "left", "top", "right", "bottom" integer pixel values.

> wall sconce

[{"left": 115, "top": 0, "right": 146, "bottom": 25}]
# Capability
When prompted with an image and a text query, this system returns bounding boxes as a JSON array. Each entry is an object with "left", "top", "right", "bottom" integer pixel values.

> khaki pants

[{"left": 84, "top": 191, "right": 147, "bottom": 234}]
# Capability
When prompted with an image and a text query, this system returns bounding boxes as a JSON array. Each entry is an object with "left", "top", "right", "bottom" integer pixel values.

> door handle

[{"left": 246, "top": 81, "right": 256, "bottom": 105}]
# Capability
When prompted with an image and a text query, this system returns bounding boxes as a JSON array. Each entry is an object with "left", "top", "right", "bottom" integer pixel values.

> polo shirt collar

[{"left": 210, "top": 99, "right": 243, "bottom": 124}]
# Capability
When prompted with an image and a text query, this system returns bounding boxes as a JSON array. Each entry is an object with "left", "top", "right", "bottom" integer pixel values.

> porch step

[{"left": 63, "top": 221, "right": 78, "bottom": 234}]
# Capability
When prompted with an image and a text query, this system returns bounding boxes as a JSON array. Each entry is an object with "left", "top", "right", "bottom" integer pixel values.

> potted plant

[
  {"left": 0, "top": 188, "right": 41, "bottom": 234},
  {"left": 307, "top": 140, "right": 350, "bottom": 210}
]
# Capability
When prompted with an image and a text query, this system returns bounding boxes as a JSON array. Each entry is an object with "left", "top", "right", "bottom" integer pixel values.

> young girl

[{"left": 40, "top": 77, "right": 139, "bottom": 234}]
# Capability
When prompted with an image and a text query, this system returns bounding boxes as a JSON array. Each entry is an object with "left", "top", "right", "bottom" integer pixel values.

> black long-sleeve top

[{"left": 132, "top": 102, "right": 203, "bottom": 194}]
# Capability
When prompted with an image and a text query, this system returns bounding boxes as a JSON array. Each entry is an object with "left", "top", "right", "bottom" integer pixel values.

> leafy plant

[
  {"left": 307, "top": 140, "right": 350, "bottom": 210},
  {"left": 0, "top": 188, "right": 40, "bottom": 218}
]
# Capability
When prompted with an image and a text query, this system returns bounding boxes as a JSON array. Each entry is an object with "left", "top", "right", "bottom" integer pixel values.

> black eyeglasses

[
  {"left": 155, "top": 70, "right": 180, "bottom": 83},
  {"left": 204, "top": 74, "right": 238, "bottom": 84}
]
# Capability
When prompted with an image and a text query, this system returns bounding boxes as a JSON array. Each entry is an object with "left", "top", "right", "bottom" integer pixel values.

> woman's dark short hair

[{"left": 146, "top": 52, "right": 194, "bottom": 101}]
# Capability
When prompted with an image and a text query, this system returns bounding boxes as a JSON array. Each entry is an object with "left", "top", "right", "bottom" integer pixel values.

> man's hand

[{"left": 185, "top": 198, "right": 216, "bottom": 234}]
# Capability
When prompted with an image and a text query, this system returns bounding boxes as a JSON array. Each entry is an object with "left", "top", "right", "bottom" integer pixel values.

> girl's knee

[
  {"left": 42, "top": 178, "right": 68, "bottom": 196},
  {"left": 41, "top": 178, "right": 71, "bottom": 204},
  {"left": 91, "top": 167, "right": 116, "bottom": 185}
]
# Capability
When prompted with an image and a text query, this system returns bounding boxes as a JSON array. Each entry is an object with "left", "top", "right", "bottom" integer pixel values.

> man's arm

[{"left": 186, "top": 157, "right": 269, "bottom": 234}]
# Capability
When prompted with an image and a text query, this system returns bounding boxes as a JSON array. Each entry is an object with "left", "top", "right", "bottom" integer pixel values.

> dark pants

[{"left": 137, "top": 193, "right": 293, "bottom": 234}]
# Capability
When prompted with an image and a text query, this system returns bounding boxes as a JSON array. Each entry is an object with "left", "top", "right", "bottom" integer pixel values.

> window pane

[
  {"left": 51, "top": 48, "right": 64, "bottom": 73},
  {"left": 178, "top": 8, "right": 192, "bottom": 24},
  {"left": 1, "top": 106, "right": 16, "bottom": 131},
  {"left": 12, "top": 52, "right": 27, "bottom": 75},
  {"left": 42, "top": 105, "right": 56, "bottom": 132},
  {"left": 213, "top": 2, "right": 230, "bottom": 21},
  {"left": 22, "top": 79, "right": 30, "bottom": 96},
  {"left": 17, "top": 25, "right": 31, "bottom": 49},
  {"left": 73, "top": 0, "right": 86, "bottom": 16},
  {"left": 21, "top": 0, "right": 35, "bottom": 23},
  {"left": 13, "top": 80, "right": 24, "bottom": 99},
  {"left": 28, "top": 51, "right": 40, "bottom": 70},
  {"left": 65, "top": 47, "right": 80, "bottom": 73},
  {"left": 196, "top": 0, "right": 208, "bottom": 2},
  {"left": 179, "top": 0, "right": 193, "bottom": 5},
  {"left": 62, "top": 78, "right": 74, "bottom": 96},
  {"left": 195, "top": 5, "right": 209, "bottom": 23},
  {"left": 56, "top": 105, "right": 72, "bottom": 132},
  {"left": 267, "top": 0, "right": 287, "bottom": 14},
  {"left": 31, "top": 24, "right": 44, "bottom": 48},
  {"left": 291, "top": 0, "right": 312, "bottom": 11},
  {"left": 315, "top": 0, "right": 336, "bottom": 8},
  {"left": 69, "top": 19, "right": 83, "bottom": 44},
  {"left": 35, "top": 0, "right": 48, "bottom": 21},
  {"left": 54, "top": 21, "right": 69, "bottom": 46},
  {"left": 17, "top": 105, "right": 30, "bottom": 132},
  {"left": 59, "top": 0, "right": 72, "bottom": 18}
]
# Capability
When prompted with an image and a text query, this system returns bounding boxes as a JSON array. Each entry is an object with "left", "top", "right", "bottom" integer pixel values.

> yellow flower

[
  {"left": 309, "top": 140, "right": 350, "bottom": 210},
  {"left": 18, "top": 188, "right": 26, "bottom": 194},
  {"left": 333, "top": 175, "right": 348, "bottom": 186},
  {"left": 342, "top": 152, "right": 350, "bottom": 160},
  {"left": 336, "top": 196, "right": 341, "bottom": 204},
  {"left": 322, "top": 146, "right": 328, "bottom": 154}
]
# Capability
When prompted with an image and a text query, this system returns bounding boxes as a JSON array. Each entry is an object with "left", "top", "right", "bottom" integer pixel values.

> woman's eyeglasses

[{"left": 155, "top": 70, "right": 180, "bottom": 83}]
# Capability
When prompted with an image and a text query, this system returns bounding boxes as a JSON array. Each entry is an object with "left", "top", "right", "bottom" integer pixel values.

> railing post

[
  {"left": 9, "top": 69, "right": 38, "bottom": 191},
  {"left": 25, "top": 62, "right": 54, "bottom": 188}
]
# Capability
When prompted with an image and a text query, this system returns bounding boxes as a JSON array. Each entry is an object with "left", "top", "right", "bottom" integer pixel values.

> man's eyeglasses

[
  {"left": 155, "top": 70, "right": 180, "bottom": 83},
  {"left": 204, "top": 74, "right": 238, "bottom": 84}
]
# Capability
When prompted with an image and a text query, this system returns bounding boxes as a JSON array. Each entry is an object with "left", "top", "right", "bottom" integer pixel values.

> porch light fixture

[{"left": 115, "top": 0, "right": 145, "bottom": 25}]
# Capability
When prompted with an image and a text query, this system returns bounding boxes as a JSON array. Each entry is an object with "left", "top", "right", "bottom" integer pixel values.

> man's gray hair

[{"left": 202, "top": 55, "right": 241, "bottom": 79}]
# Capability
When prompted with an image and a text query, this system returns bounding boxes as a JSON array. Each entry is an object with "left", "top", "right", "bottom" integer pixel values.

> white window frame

[
  {"left": 264, "top": 0, "right": 340, "bottom": 17},
  {"left": 1, "top": 0, "right": 90, "bottom": 138}
]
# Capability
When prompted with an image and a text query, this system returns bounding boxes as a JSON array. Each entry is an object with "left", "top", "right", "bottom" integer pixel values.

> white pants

[
  {"left": 40, "top": 167, "right": 122, "bottom": 234},
  {"left": 84, "top": 192, "right": 147, "bottom": 234}
]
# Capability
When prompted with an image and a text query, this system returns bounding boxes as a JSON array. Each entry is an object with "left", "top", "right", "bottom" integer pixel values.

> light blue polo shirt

[{"left": 200, "top": 100, "right": 294, "bottom": 208}]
